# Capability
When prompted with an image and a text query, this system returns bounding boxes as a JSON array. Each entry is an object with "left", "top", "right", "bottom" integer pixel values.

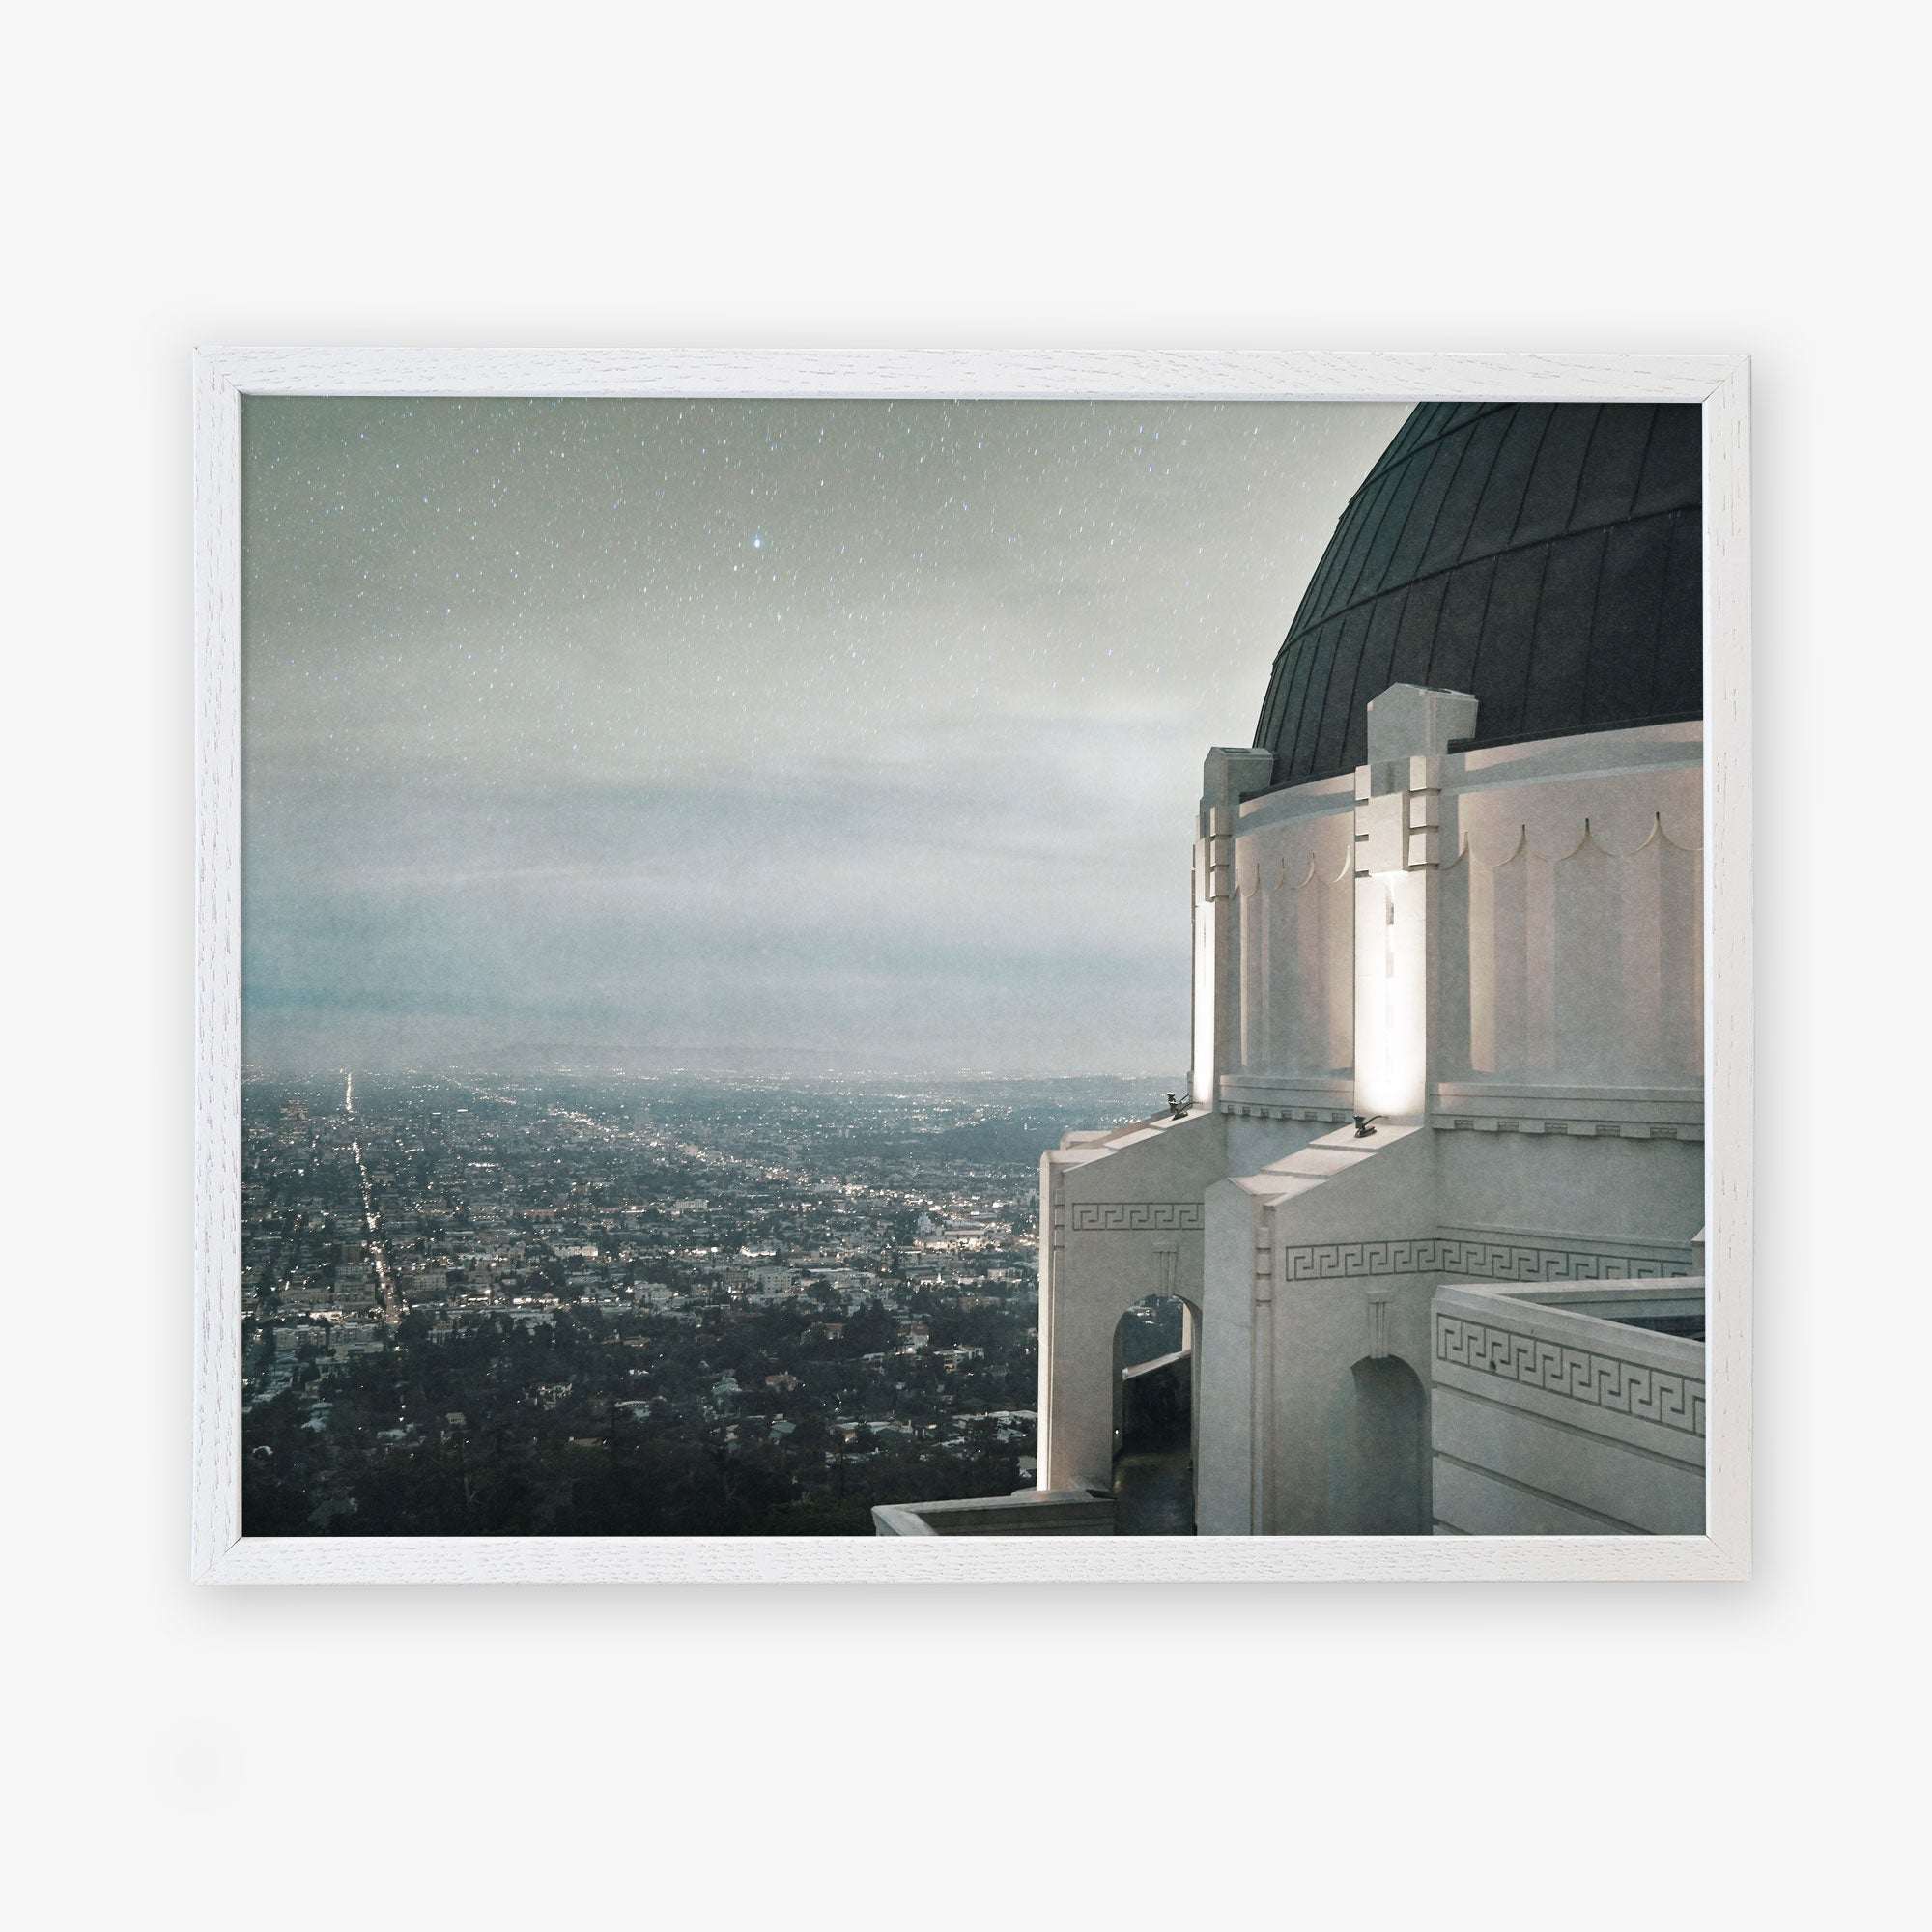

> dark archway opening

[
  {"left": 1328, "top": 1354, "right": 1429, "bottom": 1534},
  {"left": 1111, "top": 1295, "right": 1198, "bottom": 1534}
]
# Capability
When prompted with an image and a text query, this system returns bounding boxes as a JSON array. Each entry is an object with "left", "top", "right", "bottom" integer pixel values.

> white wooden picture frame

[{"left": 193, "top": 348, "right": 1750, "bottom": 1584}]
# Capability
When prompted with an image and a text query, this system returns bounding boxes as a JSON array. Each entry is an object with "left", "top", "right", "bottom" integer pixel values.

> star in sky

[{"left": 241, "top": 395, "right": 1406, "bottom": 1076}]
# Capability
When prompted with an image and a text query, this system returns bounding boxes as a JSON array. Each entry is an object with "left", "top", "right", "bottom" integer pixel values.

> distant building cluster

[{"left": 239, "top": 1071, "right": 1146, "bottom": 1534}]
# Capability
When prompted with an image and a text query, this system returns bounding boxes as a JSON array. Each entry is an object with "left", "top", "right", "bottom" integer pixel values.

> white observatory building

[{"left": 879, "top": 401, "right": 1709, "bottom": 1539}]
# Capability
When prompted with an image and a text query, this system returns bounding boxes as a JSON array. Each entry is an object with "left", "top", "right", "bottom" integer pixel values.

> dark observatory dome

[{"left": 1255, "top": 402, "right": 1702, "bottom": 785}]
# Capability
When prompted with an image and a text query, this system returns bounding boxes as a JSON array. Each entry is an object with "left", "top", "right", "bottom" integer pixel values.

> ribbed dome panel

[{"left": 1255, "top": 403, "right": 1702, "bottom": 784}]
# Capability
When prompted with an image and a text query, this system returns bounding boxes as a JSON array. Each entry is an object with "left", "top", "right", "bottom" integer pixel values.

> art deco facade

[{"left": 881, "top": 402, "right": 1709, "bottom": 1537}]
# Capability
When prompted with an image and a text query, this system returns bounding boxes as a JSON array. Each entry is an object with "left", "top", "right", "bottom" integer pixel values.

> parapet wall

[{"left": 1430, "top": 1280, "right": 1706, "bottom": 1535}]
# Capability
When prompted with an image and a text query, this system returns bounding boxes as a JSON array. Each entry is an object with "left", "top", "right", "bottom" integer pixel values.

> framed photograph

[{"left": 192, "top": 349, "right": 1750, "bottom": 1583}]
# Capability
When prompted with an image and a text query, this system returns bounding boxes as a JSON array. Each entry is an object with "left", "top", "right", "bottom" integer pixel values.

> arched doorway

[
  {"left": 1111, "top": 1294, "right": 1198, "bottom": 1534},
  {"left": 1327, "top": 1355, "right": 1429, "bottom": 1533}
]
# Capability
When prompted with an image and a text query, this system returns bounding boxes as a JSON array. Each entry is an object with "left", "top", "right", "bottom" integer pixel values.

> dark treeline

[{"left": 243, "top": 1289, "right": 1034, "bottom": 1536}]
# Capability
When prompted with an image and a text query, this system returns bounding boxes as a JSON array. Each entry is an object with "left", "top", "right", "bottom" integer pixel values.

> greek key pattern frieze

[
  {"left": 1278, "top": 1236, "right": 1691, "bottom": 1283},
  {"left": 1436, "top": 1315, "right": 1705, "bottom": 1437},
  {"left": 1066, "top": 1202, "right": 1205, "bottom": 1234}
]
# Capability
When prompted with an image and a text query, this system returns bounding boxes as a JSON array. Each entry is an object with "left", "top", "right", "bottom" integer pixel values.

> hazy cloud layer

[{"left": 242, "top": 396, "right": 1404, "bottom": 1074}]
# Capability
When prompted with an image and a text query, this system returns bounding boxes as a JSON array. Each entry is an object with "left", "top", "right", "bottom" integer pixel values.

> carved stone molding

[
  {"left": 1153, "top": 1238, "right": 1179, "bottom": 1296},
  {"left": 1366, "top": 1291, "right": 1392, "bottom": 1359},
  {"left": 1220, "top": 1102, "right": 1352, "bottom": 1123},
  {"left": 1436, "top": 1314, "right": 1706, "bottom": 1438},
  {"left": 1451, "top": 795, "right": 1703, "bottom": 870},
  {"left": 1431, "top": 1115, "right": 1703, "bottom": 1141},
  {"left": 1066, "top": 1202, "right": 1205, "bottom": 1234},
  {"left": 1252, "top": 1223, "right": 1274, "bottom": 1306},
  {"left": 1277, "top": 1235, "right": 1693, "bottom": 1284}
]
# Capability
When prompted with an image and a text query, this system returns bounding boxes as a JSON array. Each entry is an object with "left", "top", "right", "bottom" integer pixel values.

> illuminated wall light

[{"left": 1352, "top": 867, "right": 1429, "bottom": 1123}]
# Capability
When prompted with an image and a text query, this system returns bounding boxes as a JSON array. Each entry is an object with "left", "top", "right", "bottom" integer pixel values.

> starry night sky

[{"left": 241, "top": 395, "right": 1406, "bottom": 1076}]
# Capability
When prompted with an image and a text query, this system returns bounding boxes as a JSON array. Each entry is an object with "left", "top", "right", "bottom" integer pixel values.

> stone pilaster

[
  {"left": 1350, "top": 685, "right": 1477, "bottom": 1125},
  {"left": 1191, "top": 746, "right": 1275, "bottom": 1108}
]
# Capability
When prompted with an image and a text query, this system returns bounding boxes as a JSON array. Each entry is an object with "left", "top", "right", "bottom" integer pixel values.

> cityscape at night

[
  {"left": 236, "top": 393, "right": 1400, "bottom": 1537},
  {"left": 242, "top": 1069, "right": 1176, "bottom": 1534}
]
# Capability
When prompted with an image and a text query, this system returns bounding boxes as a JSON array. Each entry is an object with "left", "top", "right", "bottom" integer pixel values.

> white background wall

[{"left": 4, "top": 4, "right": 1918, "bottom": 1927}]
